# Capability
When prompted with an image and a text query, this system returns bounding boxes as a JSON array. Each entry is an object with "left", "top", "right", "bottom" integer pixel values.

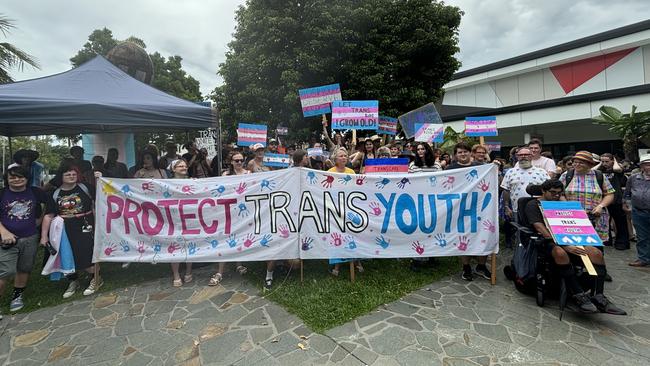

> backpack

[{"left": 564, "top": 169, "right": 604, "bottom": 190}]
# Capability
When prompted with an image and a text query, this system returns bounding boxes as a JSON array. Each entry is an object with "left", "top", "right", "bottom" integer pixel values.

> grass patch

[
  {"left": 244, "top": 258, "right": 459, "bottom": 333},
  {"left": 1, "top": 249, "right": 169, "bottom": 315}
]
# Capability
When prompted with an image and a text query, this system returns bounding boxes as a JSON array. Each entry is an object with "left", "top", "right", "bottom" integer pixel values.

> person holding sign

[
  {"left": 209, "top": 152, "right": 249, "bottom": 286},
  {"left": 167, "top": 160, "right": 194, "bottom": 287},
  {"left": 523, "top": 180, "right": 625, "bottom": 315}
]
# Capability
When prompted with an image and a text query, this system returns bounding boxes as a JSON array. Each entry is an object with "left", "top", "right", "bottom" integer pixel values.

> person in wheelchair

[{"left": 524, "top": 179, "right": 626, "bottom": 315}]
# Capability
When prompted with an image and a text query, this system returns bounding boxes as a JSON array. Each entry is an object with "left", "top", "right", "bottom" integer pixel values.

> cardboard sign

[
  {"left": 263, "top": 153, "right": 291, "bottom": 168},
  {"left": 484, "top": 142, "right": 501, "bottom": 153},
  {"left": 195, "top": 129, "right": 218, "bottom": 160},
  {"left": 465, "top": 116, "right": 498, "bottom": 137},
  {"left": 276, "top": 126, "right": 288, "bottom": 136},
  {"left": 377, "top": 116, "right": 398, "bottom": 135},
  {"left": 331, "top": 101, "right": 379, "bottom": 130},
  {"left": 299, "top": 83, "right": 342, "bottom": 117},
  {"left": 364, "top": 158, "right": 409, "bottom": 174},
  {"left": 237, "top": 123, "right": 267, "bottom": 147},
  {"left": 398, "top": 103, "right": 442, "bottom": 138},
  {"left": 307, "top": 147, "right": 324, "bottom": 157},
  {"left": 414, "top": 123, "right": 444, "bottom": 143},
  {"left": 540, "top": 201, "right": 603, "bottom": 246}
]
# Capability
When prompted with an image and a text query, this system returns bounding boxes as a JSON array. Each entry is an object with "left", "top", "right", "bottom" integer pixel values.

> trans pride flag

[
  {"left": 298, "top": 84, "right": 342, "bottom": 117},
  {"left": 237, "top": 123, "right": 267, "bottom": 147}
]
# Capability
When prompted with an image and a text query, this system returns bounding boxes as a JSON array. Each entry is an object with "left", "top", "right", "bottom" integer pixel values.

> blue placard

[{"left": 331, "top": 100, "right": 379, "bottom": 130}]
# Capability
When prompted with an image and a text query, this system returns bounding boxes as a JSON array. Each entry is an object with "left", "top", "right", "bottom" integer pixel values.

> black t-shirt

[
  {"left": 602, "top": 171, "right": 627, "bottom": 204},
  {"left": 446, "top": 161, "right": 482, "bottom": 170},
  {"left": 54, "top": 184, "right": 95, "bottom": 216},
  {"left": 523, "top": 199, "right": 544, "bottom": 227},
  {"left": 0, "top": 187, "right": 56, "bottom": 238}
]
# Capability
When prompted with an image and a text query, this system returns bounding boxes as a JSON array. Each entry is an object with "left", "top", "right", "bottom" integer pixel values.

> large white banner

[{"left": 94, "top": 165, "right": 499, "bottom": 263}]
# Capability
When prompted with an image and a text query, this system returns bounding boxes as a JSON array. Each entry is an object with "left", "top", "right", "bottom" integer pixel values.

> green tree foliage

[
  {"left": 593, "top": 105, "right": 650, "bottom": 161},
  {"left": 212, "top": 0, "right": 462, "bottom": 141},
  {"left": 68, "top": 28, "right": 203, "bottom": 150},
  {"left": 0, "top": 15, "right": 39, "bottom": 84},
  {"left": 2, "top": 136, "right": 69, "bottom": 173}
]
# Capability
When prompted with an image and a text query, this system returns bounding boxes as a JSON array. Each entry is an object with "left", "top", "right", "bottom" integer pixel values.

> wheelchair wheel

[{"left": 536, "top": 288, "right": 544, "bottom": 307}]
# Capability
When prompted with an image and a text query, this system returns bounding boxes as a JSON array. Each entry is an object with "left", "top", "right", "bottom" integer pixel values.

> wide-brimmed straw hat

[{"left": 572, "top": 150, "right": 597, "bottom": 165}]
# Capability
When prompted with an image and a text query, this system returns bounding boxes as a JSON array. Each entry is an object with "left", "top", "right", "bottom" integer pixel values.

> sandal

[
  {"left": 184, "top": 274, "right": 193, "bottom": 283},
  {"left": 356, "top": 264, "right": 364, "bottom": 273},
  {"left": 208, "top": 273, "right": 222, "bottom": 286},
  {"left": 329, "top": 269, "right": 339, "bottom": 277},
  {"left": 172, "top": 278, "right": 183, "bottom": 287},
  {"left": 236, "top": 265, "right": 248, "bottom": 275}
]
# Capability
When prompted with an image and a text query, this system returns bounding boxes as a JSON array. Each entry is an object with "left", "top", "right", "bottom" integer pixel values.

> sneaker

[
  {"left": 264, "top": 278, "right": 273, "bottom": 290},
  {"left": 9, "top": 294, "right": 24, "bottom": 312},
  {"left": 63, "top": 280, "right": 79, "bottom": 299},
  {"left": 475, "top": 265, "right": 492, "bottom": 280},
  {"left": 461, "top": 266, "right": 473, "bottom": 281},
  {"left": 122, "top": 263, "right": 130, "bottom": 269},
  {"left": 572, "top": 292, "right": 598, "bottom": 314},
  {"left": 83, "top": 278, "right": 103, "bottom": 296},
  {"left": 591, "top": 294, "right": 627, "bottom": 315}
]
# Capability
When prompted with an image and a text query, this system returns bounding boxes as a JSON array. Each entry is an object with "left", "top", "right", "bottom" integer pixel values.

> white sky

[{"left": 3, "top": 1, "right": 648, "bottom": 97}]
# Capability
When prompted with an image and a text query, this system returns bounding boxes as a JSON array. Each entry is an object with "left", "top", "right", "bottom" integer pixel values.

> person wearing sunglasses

[{"left": 209, "top": 152, "right": 249, "bottom": 286}]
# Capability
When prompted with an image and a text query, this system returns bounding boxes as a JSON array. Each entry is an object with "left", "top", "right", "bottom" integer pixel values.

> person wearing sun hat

[
  {"left": 559, "top": 150, "right": 616, "bottom": 246},
  {"left": 8, "top": 149, "right": 45, "bottom": 187},
  {"left": 625, "top": 153, "right": 650, "bottom": 267}
]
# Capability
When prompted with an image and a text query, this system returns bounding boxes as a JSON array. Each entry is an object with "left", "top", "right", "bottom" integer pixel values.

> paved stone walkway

[{"left": 0, "top": 247, "right": 649, "bottom": 365}]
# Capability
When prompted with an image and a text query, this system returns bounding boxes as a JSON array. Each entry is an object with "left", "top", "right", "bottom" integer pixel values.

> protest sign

[
  {"left": 398, "top": 103, "right": 443, "bottom": 138},
  {"left": 94, "top": 165, "right": 499, "bottom": 263},
  {"left": 299, "top": 84, "right": 342, "bottom": 117},
  {"left": 414, "top": 123, "right": 444, "bottom": 143},
  {"left": 540, "top": 201, "right": 603, "bottom": 246},
  {"left": 237, "top": 123, "right": 267, "bottom": 147},
  {"left": 331, "top": 101, "right": 379, "bottom": 130},
  {"left": 465, "top": 116, "right": 498, "bottom": 137},
  {"left": 276, "top": 126, "right": 288, "bottom": 136},
  {"left": 377, "top": 116, "right": 398, "bottom": 135},
  {"left": 195, "top": 129, "right": 218, "bottom": 160},
  {"left": 263, "top": 153, "right": 291, "bottom": 168},
  {"left": 484, "top": 142, "right": 501, "bottom": 153},
  {"left": 364, "top": 158, "right": 409, "bottom": 174},
  {"left": 307, "top": 147, "right": 324, "bottom": 157}
]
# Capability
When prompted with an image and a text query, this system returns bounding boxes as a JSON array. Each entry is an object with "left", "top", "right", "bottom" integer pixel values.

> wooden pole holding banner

[
  {"left": 213, "top": 106, "right": 223, "bottom": 177},
  {"left": 349, "top": 261, "right": 355, "bottom": 282},
  {"left": 479, "top": 136, "right": 498, "bottom": 285},
  {"left": 300, "top": 260, "right": 304, "bottom": 283}
]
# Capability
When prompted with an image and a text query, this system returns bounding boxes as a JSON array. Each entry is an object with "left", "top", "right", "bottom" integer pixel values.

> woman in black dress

[{"left": 53, "top": 163, "right": 101, "bottom": 298}]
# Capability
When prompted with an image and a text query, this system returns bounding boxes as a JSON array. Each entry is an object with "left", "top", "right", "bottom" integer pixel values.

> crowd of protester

[{"left": 0, "top": 128, "right": 648, "bottom": 320}]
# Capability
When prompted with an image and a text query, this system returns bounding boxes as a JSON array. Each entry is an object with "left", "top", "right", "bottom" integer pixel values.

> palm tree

[
  {"left": 593, "top": 105, "right": 650, "bottom": 161},
  {"left": 0, "top": 15, "right": 39, "bottom": 84}
]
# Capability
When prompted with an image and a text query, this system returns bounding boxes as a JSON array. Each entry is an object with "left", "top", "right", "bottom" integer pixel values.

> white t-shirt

[{"left": 501, "top": 166, "right": 550, "bottom": 211}]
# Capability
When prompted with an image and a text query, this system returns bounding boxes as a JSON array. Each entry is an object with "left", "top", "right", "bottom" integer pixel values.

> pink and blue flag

[
  {"left": 364, "top": 158, "right": 409, "bottom": 174},
  {"left": 331, "top": 100, "right": 379, "bottom": 130},
  {"left": 237, "top": 123, "right": 268, "bottom": 147},
  {"left": 465, "top": 116, "right": 498, "bottom": 137},
  {"left": 263, "top": 153, "right": 290, "bottom": 168},
  {"left": 414, "top": 123, "right": 444, "bottom": 143},
  {"left": 299, "top": 84, "right": 342, "bottom": 117},
  {"left": 378, "top": 116, "right": 398, "bottom": 135}
]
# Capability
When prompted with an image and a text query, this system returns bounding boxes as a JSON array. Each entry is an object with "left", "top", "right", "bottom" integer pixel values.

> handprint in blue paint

[
  {"left": 338, "top": 175, "right": 352, "bottom": 185},
  {"left": 306, "top": 171, "right": 317, "bottom": 184},
  {"left": 227, "top": 234, "right": 237, "bottom": 248},
  {"left": 119, "top": 240, "right": 130, "bottom": 252},
  {"left": 345, "top": 235, "right": 357, "bottom": 250},
  {"left": 206, "top": 239, "right": 219, "bottom": 249},
  {"left": 188, "top": 242, "right": 199, "bottom": 255},
  {"left": 429, "top": 176, "right": 437, "bottom": 187},
  {"left": 375, "top": 178, "right": 390, "bottom": 189},
  {"left": 375, "top": 235, "right": 390, "bottom": 250},
  {"left": 260, "top": 234, "right": 273, "bottom": 247},
  {"left": 465, "top": 169, "right": 479, "bottom": 182},
  {"left": 121, "top": 184, "right": 133, "bottom": 196},
  {"left": 161, "top": 184, "right": 172, "bottom": 198},
  {"left": 397, "top": 177, "right": 410, "bottom": 189},
  {"left": 261, "top": 179, "right": 275, "bottom": 191},
  {"left": 347, "top": 212, "right": 362, "bottom": 226},
  {"left": 301, "top": 237, "right": 314, "bottom": 251},
  {"left": 238, "top": 203, "right": 249, "bottom": 217},
  {"left": 434, "top": 233, "right": 448, "bottom": 248},
  {"left": 211, "top": 184, "right": 226, "bottom": 197}
]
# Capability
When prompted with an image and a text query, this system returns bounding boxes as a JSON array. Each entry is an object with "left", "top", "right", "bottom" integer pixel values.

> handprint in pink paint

[
  {"left": 330, "top": 232, "right": 343, "bottom": 247},
  {"left": 141, "top": 182, "right": 154, "bottom": 193},
  {"left": 355, "top": 175, "right": 366, "bottom": 186},
  {"left": 243, "top": 233, "right": 258, "bottom": 248},
  {"left": 412, "top": 241, "right": 425, "bottom": 255},
  {"left": 478, "top": 179, "right": 490, "bottom": 192},
  {"left": 181, "top": 185, "right": 195, "bottom": 194},
  {"left": 167, "top": 242, "right": 182, "bottom": 254},
  {"left": 278, "top": 224, "right": 290, "bottom": 238},
  {"left": 442, "top": 176, "right": 455, "bottom": 189},
  {"left": 321, "top": 175, "right": 334, "bottom": 188},
  {"left": 104, "top": 243, "right": 117, "bottom": 256},
  {"left": 368, "top": 202, "right": 382, "bottom": 216},
  {"left": 482, "top": 219, "right": 496, "bottom": 233},
  {"left": 457, "top": 236, "right": 469, "bottom": 251},
  {"left": 235, "top": 182, "right": 247, "bottom": 194}
]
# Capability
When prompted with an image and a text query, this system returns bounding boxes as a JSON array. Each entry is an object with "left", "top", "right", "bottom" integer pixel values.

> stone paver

[{"left": 0, "top": 247, "right": 649, "bottom": 365}]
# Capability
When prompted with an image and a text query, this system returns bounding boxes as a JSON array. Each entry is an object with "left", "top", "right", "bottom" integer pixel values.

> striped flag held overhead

[
  {"left": 263, "top": 153, "right": 290, "bottom": 168},
  {"left": 298, "top": 84, "right": 342, "bottom": 117},
  {"left": 237, "top": 123, "right": 268, "bottom": 147}
]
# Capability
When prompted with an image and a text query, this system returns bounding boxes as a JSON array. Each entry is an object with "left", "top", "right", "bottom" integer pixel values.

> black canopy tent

[{"left": 0, "top": 55, "right": 215, "bottom": 135}]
